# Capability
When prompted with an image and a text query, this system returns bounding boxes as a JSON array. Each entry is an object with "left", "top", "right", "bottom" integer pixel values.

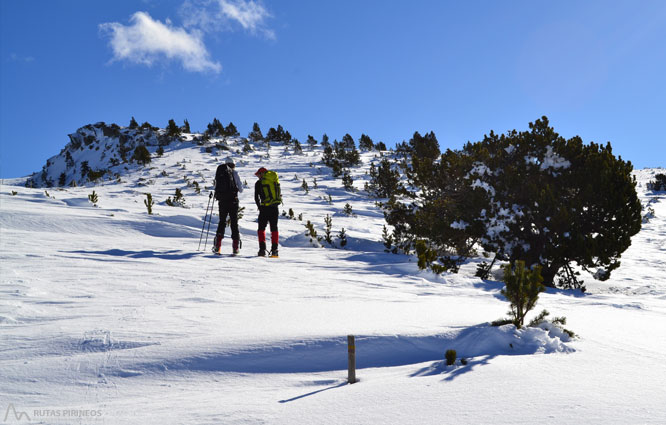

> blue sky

[{"left": 1, "top": 0, "right": 665, "bottom": 178}]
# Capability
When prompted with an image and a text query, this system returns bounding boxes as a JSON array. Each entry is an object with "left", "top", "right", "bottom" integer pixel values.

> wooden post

[{"left": 347, "top": 335, "right": 356, "bottom": 384}]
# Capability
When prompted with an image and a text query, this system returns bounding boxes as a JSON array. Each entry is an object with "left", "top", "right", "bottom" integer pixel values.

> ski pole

[
  {"left": 203, "top": 195, "right": 216, "bottom": 251},
  {"left": 198, "top": 192, "right": 214, "bottom": 251}
]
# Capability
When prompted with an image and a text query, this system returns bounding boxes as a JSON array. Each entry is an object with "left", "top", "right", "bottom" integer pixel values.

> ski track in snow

[{"left": 1, "top": 141, "right": 665, "bottom": 424}]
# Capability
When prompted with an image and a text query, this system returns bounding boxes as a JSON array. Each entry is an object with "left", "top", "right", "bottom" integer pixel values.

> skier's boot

[
  {"left": 258, "top": 230, "right": 267, "bottom": 256},
  {"left": 232, "top": 239, "right": 241, "bottom": 256},
  {"left": 269, "top": 232, "right": 279, "bottom": 257},
  {"left": 212, "top": 233, "right": 222, "bottom": 255}
]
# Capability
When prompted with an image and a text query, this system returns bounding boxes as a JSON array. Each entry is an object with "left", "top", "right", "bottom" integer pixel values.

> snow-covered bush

[
  {"left": 384, "top": 117, "right": 642, "bottom": 288},
  {"left": 165, "top": 188, "right": 185, "bottom": 207},
  {"left": 647, "top": 173, "right": 666, "bottom": 191}
]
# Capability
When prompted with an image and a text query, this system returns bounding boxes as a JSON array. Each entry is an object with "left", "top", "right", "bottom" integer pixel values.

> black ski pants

[
  {"left": 216, "top": 199, "right": 240, "bottom": 241},
  {"left": 258, "top": 205, "right": 279, "bottom": 232}
]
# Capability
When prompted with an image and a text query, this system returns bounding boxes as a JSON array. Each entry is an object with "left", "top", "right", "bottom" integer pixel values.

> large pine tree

[{"left": 383, "top": 117, "right": 642, "bottom": 288}]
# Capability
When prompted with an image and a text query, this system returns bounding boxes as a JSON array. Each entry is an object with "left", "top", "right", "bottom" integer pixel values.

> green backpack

[{"left": 260, "top": 170, "right": 282, "bottom": 206}]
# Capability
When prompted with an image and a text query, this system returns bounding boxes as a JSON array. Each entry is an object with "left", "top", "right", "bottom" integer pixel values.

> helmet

[
  {"left": 224, "top": 156, "right": 235, "bottom": 166},
  {"left": 254, "top": 167, "right": 268, "bottom": 177}
]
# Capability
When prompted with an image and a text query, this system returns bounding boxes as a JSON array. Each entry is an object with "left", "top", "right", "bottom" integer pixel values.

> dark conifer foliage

[
  {"left": 359, "top": 134, "right": 374, "bottom": 151},
  {"left": 249, "top": 122, "right": 264, "bottom": 142},
  {"left": 383, "top": 117, "right": 642, "bottom": 288},
  {"left": 206, "top": 118, "right": 225, "bottom": 137},
  {"left": 265, "top": 125, "right": 292, "bottom": 144},
  {"left": 225, "top": 122, "right": 239, "bottom": 137},
  {"left": 647, "top": 173, "right": 666, "bottom": 191},
  {"left": 166, "top": 119, "right": 181, "bottom": 138},
  {"left": 182, "top": 119, "right": 191, "bottom": 133},
  {"left": 366, "top": 158, "right": 402, "bottom": 198},
  {"left": 129, "top": 117, "right": 139, "bottom": 129},
  {"left": 132, "top": 145, "right": 151, "bottom": 165}
]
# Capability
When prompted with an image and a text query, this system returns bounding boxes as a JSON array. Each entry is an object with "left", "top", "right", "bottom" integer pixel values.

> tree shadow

[
  {"left": 409, "top": 355, "right": 496, "bottom": 381},
  {"left": 64, "top": 249, "right": 201, "bottom": 261},
  {"left": 278, "top": 381, "right": 348, "bottom": 403}
]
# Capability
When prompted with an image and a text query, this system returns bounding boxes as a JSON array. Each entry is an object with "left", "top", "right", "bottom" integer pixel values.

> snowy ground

[{"left": 1, "top": 141, "right": 665, "bottom": 424}]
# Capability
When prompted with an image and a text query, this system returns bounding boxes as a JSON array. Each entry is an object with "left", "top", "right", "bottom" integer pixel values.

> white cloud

[
  {"left": 8, "top": 53, "right": 35, "bottom": 63},
  {"left": 181, "top": 0, "right": 275, "bottom": 39},
  {"left": 100, "top": 11, "right": 221, "bottom": 74}
]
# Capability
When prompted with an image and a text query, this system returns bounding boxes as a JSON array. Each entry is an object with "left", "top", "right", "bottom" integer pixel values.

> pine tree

[
  {"left": 144, "top": 193, "right": 154, "bottom": 214},
  {"left": 342, "top": 170, "right": 354, "bottom": 191},
  {"left": 206, "top": 118, "right": 225, "bottom": 137},
  {"left": 307, "top": 135, "right": 318, "bottom": 148},
  {"left": 132, "top": 145, "right": 151, "bottom": 165},
  {"left": 129, "top": 117, "right": 139, "bottom": 129},
  {"left": 381, "top": 117, "right": 642, "bottom": 287},
  {"left": 500, "top": 261, "right": 545, "bottom": 328},
  {"left": 249, "top": 122, "right": 263, "bottom": 142},
  {"left": 167, "top": 119, "right": 181, "bottom": 138},
  {"left": 324, "top": 214, "right": 333, "bottom": 245},
  {"left": 225, "top": 122, "right": 239, "bottom": 137},
  {"left": 341, "top": 133, "right": 355, "bottom": 150},
  {"left": 293, "top": 139, "right": 303, "bottom": 154},
  {"left": 366, "top": 158, "right": 401, "bottom": 198},
  {"left": 182, "top": 119, "right": 191, "bottom": 133},
  {"left": 338, "top": 228, "right": 348, "bottom": 247},
  {"left": 80, "top": 161, "right": 90, "bottom": 178},
  {"left": 359, "top": 134, "right": 374, "bottom": 151}
]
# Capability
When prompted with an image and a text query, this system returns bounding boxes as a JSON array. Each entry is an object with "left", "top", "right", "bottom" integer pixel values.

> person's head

[
  {"left": 225, "top": 156, "right": 235, "bottom": 169},
  {"left": 254, "top": 167, "right": 268, "bottom": 178}
]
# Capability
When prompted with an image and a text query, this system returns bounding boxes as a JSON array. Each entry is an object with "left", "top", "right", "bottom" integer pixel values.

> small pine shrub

[
  {"left": 324, "top": 214, "right": 333, "bottom": 245},
  {"left": 87, "top": 169, "right": 106, "bottom": 182},
  {"left": 132, "top": 145, "right": 151, "bottom": 165},
  {"left": 647, "top": 173, "right": 666, "bottom": 191},
  {"left": 288, "top": 208, "right": 295, "bottom": 219},
  {"left": 88, "top": 190, "right": 99, "bottom": 204},
  {"left": 500, "top": 260, "right": 545, "bottom": 329},
  {"left": 343, "top": 203, "right": 354, "bottom": 216},
  {"left": 144, "top": 193, "right": 154, "bottom": 214},
  {"left": 382, "top": 225, "right": 395, "bottom": 253},
  {"left": 338, "top": 228, "right": 348, "bottom": 247},
  {"left": 165, "top": 188, "right": 185, "bottom": 207},
  {"left": 304, "top": 220, "right": 321, "bottom": 244},
  {"left": 342, "top": 170, "right": 354, "bottom": 191},
  {"left": 301, "top": 179, "right": 309, "bottom": 193},
  {"left": 445, "top": 349, "right": 457, "bottom": 366},
  {"left": 11, "top": 191, "right": 18, "bottom": 196}
]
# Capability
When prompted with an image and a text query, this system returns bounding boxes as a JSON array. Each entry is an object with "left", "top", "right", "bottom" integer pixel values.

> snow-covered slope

[{"left": 1, "top": 132, "right": 665, "bottom": 424}]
